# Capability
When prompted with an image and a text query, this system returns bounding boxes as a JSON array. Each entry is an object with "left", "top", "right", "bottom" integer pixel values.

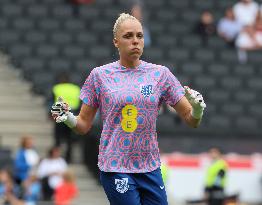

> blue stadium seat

[
  {"left": 220, "top": 77, "right": 242, "bottom": 90},
  {"left": 0, "top": 30, "right": 21, "bottom": 48},
  {"left": 9, "top": 44, "right": 32, "bottom": 59},
  {"left": 208, "top": 89, "right": 230, "bottom": 103},
  {"left": 50, "top": 32, "right": 72, "bottom": 45},
  {"left": 167, "top": 0, "right": 190, "bottom": 9},
  {"left": 247, "top": 77, "right": 262, "bottom": 90},
  {"left": 75, "top": 59, "right": 97, "bottom": 73},
  {"left": 249, "top": 104, "right": 262, "bottom": 118},
  {"left": 48, "top": 58, "right": 72, "bottom": 74},
  {"left": 62, "top": 45, "right": 85, "bottom": 59},
  {"left": 78, "top": 6, "right": 100, "bottom": 20},
  {"left": 168, "top": 48, "right": 190, "bottom": 63},
  {"left": 236, "top": 116, "right": 257, "bottom": 129},
  {"left": 208, "top": 64, "right": 229, "bottom": 76},
  {"left": 1, "top": 4, "right": 23, "bottom": 18},
  {"left": 26, "top": 5, "right": 48, "bottom": 19},
  {"left": 192, "top": 0, "right": 215, "bottom": 10},
  {"left": 21, "top": 58, "right": 45, "bottom": 73},
  {"left": 155, "top": 9, "right": 178, "bottom": 22},
  {"left": 37, "top": 18, "right": 61, "bottom": 31},
  {"left": 209, "top": 115, "right": 231, "bottom": 128},
  {"left": 233, "top": 64, "right": 255, "bottom": 77},
  {"left": 194, "top": 75, "right": 216, "bottom": 90},
  {"left": 155, "top": 35, "right": 177, "bottom": 48},
  {"left": 181, "top": 35, "right": 202, "bottom": 48},
  {"left": 221, "top": 103, "right": 244, "bottom": 116},
  {"left": 75, "top": 32, "right": 98, "bottom": 46},
  {"left": 219, "top": 50, "right": 238, "bottom": 63},
  {"left": 63, "top": 19, "right": 86, "bottom": 31},
  {"left": 36, "top": 44, "right": 59, "bottom": 59},
  {"left": 24, "top": 30, "right": 47, "bottom": 44},
  {"left": 12, "top": 18, "right": 35, "bottom": 31},
  {"left": 194, "top": 49, "right": 215, "bottom": 63},
  {"left": 143, "top": 47, "right": 164, "bottom": 62},
  {"left": 234, "top": 90, "right": 256, "bottom": 104},
  {"left": 52, "top": 5, "right": 73, "bottom": 18},
  {"left": 181, "top": 62, "right": 203, "bottom": 75}
]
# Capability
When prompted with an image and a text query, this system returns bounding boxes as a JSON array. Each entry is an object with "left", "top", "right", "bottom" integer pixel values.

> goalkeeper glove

[
  {"left": 184, "top": 86, "right": 206, "bottom": 119},
  {"left": 51, "top": 97, "right": 77, "bottom": 128}
]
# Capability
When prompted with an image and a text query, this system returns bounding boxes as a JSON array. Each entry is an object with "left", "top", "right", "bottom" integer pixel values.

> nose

[{"left": 132, "top": 36, "right": 139, "bottom": 45}]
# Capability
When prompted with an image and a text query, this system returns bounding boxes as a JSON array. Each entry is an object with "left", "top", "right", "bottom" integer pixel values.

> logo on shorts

[
  {"left": 115, "top": 178, "right": 129, "bottom": 193},
  {"left": 140, "top": 84, "right": 153, "bottom": 97}
]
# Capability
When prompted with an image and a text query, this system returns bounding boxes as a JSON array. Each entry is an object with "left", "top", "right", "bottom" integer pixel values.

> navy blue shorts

[{"left": 100, "top": 168, "right": 168, "bottom": 205}]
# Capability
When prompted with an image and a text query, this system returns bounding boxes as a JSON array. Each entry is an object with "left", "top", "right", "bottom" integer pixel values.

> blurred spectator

[
  {"left": 233, "top": 0, "right": 259, "bottom": 27},
  {"left": 254, "top": 11, "right": 262, "bottom": 32},
  {"left": 37, "top": 147, "right": 68, "bottom": 201},
  {"left": 195, "top": 11, "right": 216, "bottom": 46},
  {"left": 13, "top": 136, "right": 39, "bottom": 186},
  {"left": 0, "top": 169, "right": 20, "bottom": 205},
  {"left": 130, "top": 1, "right": 151, "bottom": 47},
  {"left": 50, "top": 72, "right": 81, "bottom": 163},
  {"left": 235, "top": 25, "right": 262, "bottom": 50},
  {"left": 54, "top": 170, "right": 78, "bottom": 205},
  {"left": 235, "top": 14, "right": 262, "bottom": 63},
  {"left": 217, "top": 7, "right": 242, "bottom": 47},
  {"left": 5, "top": 174, "right": 41, "bottom": 205},
  {"left": 204, "top": 147, "right": 228, "bottom": 205}
]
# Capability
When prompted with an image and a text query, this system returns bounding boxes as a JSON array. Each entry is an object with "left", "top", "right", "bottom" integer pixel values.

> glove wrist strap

[
  {"left": 191, "top": 108, "right": 204, "bottom": 119},
  {"left": 64, "top": 112, "right": 77, "bottom": 128}
]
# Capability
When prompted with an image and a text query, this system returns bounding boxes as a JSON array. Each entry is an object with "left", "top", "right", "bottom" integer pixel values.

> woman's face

[{"left": 114, "top": 19, "right": 144, "bottom": 63}]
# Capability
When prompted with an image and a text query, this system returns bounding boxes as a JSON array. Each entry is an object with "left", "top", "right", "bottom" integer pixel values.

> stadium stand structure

[{"left": 0, "top": 0, "right": 261, "bottom": 154}]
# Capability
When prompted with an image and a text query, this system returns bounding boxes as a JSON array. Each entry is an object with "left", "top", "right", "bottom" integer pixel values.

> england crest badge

[
  {"left": 115, "top": 178, "right": 129, "bottom": 193},
  {"left": 140, "top": 84, "right": 153, "bottom": 97}
]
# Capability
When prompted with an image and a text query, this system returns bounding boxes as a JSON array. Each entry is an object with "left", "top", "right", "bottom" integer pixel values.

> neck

[{"left": 119, "top": 58, "right": 140, "bottom": 68}]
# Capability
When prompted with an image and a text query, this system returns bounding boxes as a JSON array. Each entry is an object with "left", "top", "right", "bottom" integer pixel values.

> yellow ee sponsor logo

[{"left": 121, "top": 105, "right": 138, "bottom": 132}]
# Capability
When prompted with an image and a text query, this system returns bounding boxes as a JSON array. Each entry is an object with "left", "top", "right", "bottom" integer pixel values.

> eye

[
  {"left": 137, "top": 33, "right": 144, "bottom": 39},
  {"left": 123, "top": 33, "right": 133, "bottom": 39}
]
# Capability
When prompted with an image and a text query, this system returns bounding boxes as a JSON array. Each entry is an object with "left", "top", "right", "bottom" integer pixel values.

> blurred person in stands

[
  {"left": 0, "top": 169, "right": 20, "bottom": 205},
  {"left": 217, "top": 7, "right": 242, "bottom": 47},
  {"left": 204, "top": 147, "right": 228, "bottom": 205},
  {"left": 13, "top": 136, "right": 39, "bottom": 186},
  {"left": 51, "top": 72, "right": 81, "bottom": 163},
  {"left": 5, "top": 174, "right": 41, "bottom": 205},
  {"left": 37, "top": 147, "right": 68, "bottom": 201},
  {"left": 130, "top": 1, "right": 151, "bottom": 47},
  {"left": 195, "top": 11, "right": 216, "bottom": 46},
  {"left": 235, "top": 25, "right": 262, "bottom": 62},
  {"left": 51, "top": 13, "right": 206, "bottom": 205},
  {"left": 233, "top": 0, "right": 259, "bottom": 27},
  {"left": 54, "top": 170, "right": 78, "bottom": 205}
]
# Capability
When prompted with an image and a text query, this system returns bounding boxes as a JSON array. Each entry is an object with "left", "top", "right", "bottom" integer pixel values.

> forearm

[
  {"left": 181, "top": 105, "right": 202, "bottom": 128},
  {"left": 184, "top": 108, "right": 202, "bottom": 128},
  {"left": 73, "top": 115, "right": 93, "bottom": 135}
]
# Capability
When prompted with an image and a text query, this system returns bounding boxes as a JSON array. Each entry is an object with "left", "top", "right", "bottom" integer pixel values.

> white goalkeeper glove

[
  {"left": 51, "top": 97, "right": 77, "bottom": 128},
  {"left": 184, "top": 86, "right": 206, "bottom": 119}
]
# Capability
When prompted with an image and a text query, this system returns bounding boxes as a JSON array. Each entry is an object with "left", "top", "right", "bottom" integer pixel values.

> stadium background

[{"left": 0, "top": 0, "right": 261, "bottom": 204}]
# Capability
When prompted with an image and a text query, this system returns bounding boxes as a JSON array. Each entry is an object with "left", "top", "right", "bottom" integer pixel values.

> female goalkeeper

[{"left": 51, "top": 13, "right": 206, "bottom": 205}]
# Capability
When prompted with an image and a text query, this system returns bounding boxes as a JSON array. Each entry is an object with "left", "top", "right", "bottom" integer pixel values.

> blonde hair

[{"left": 113, "top": 13, "right": 139, "bottom": 38}]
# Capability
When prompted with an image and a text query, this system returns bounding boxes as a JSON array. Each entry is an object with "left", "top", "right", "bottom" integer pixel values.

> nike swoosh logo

[{"left": 160, "top": 186, "right": 165, "bottom": 189}]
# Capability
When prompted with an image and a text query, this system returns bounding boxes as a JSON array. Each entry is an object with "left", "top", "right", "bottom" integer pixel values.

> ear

[{"left": 113, "top": 38, "right": 118, "bottom": 48}]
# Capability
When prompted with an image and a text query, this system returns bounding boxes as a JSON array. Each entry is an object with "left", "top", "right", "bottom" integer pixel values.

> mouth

[{"left": 132, "top": 48, "right": 140, "bottom": 51}]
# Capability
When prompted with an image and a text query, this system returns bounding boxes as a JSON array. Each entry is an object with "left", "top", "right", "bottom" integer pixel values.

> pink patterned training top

[{"left": 80, "top": 60, "right": 185, "bottom": 173}]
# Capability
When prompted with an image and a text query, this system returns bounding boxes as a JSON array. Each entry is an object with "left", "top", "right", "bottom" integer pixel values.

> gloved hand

[
  {"left": 51, "top": 97, "right": 77, "bottom": 128},
  {"left": 184, "top": 86, "right": 206, "bottom": 119}
]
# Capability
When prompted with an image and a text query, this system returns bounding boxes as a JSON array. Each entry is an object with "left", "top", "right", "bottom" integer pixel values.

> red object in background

[
  {"left": 72, "top": 0, "right": 94, "bottom": 4},
  {"left": 54, "top": 182, "right": 78, "bottom": 205}
]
